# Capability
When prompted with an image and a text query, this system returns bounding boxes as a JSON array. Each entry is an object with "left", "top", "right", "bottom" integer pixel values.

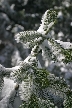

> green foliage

[
  {"left": 33, "top": 68, "right": 49, "bottom": 89},
  {"left": 14, "top": 9, "right": 72, "bottom": 108},
  {"left": 37, "top": 10, "right": 57, "bottom": 35},
  {"left": 61, "top": 48, "right": 72, "bottom": 63},
  {"left": 45, "top": 38, "right": 72, "bottom": 63},
  {"left": 15, "top": 31, "right": 42, "bottom": 44},
  {"left": 19, "top": 93, "right": 57, "bottom": 108},
  {"left": 12, "top": 62, "right": 31, "bottom": 83},
  {"left": 63, "top": 90, "right": 72, "bottom": 108}
]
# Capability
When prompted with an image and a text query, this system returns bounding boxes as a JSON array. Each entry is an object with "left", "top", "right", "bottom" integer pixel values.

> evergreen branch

[
  {"left": 48, "top": 39, "right": 72, "bottom": 63},
  {"left": 0, "top": 9, "right": 72, "bottom": 108},
  {"left": 41, "top": 38, "right": 72, "bottom": 63},
  {"left": 19, "top": 93, "right": 57, "bottom": 108},
  {"left": 15, "top": 31, "right": 42, "bottom": 44},
  {"left": 37, "top": 10, "right": 57, "bottom": 35},
  {"left": 32, "top": 68, "right": 72, "bottom": 107}
]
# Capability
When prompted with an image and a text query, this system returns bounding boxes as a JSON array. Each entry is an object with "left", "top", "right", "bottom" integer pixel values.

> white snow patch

[{"left": 55, "top": 40, "right": 72, "bottom": 49}]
